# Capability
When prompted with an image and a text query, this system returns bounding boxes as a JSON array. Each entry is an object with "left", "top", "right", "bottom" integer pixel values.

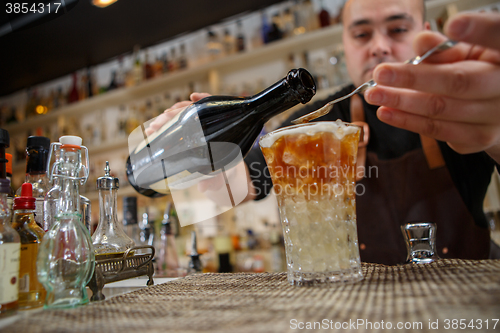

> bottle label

[
  {"left": 19, "top": 243, "right": 44, "bottom": 294},
  {"left": 35, "top": 198, "right": 44, "bottom": 229},
  {"left": 0, "top": 243, "right": 20, "bottom": 304}
]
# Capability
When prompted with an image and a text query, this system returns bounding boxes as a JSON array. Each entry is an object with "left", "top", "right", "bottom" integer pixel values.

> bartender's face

[{"left": 342, "top": 0, "right": 428, "bottom": 87}]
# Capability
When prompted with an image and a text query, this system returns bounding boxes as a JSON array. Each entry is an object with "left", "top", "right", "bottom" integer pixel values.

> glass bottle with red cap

[
  {"left": 36, "top": 136, "right": 95, "bottom": 309},
  {"left": 11, "top": 182, "right": 45, "bottom": 309},
  {"left": 15, "top": 136, "right": 50, "bottom": 230}
]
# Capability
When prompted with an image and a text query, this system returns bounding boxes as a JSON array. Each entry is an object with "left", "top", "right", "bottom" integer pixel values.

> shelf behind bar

[{"left": 4, "top": 0, "right": 497, "bottom": 132}]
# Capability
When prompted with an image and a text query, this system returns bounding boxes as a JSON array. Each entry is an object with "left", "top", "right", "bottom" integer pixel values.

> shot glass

[
  {"left": 259, "top": 120, "right": 363, "bottom": 285},
  {"left": 401, "top": 222, "right": 439, "bottom": 264}
]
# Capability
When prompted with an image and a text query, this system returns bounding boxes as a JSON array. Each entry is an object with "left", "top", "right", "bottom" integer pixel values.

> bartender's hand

[
  {"left": 364, "top": 12, "right": 500, "bottom": 163},
  {"left": 145, "top": 92, "right": 211, "bottom": 136}
]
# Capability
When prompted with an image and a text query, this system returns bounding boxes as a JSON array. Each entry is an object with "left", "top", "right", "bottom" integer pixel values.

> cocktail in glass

[{"left": 259, "top": 120, "right": 363, "bottom": 285}]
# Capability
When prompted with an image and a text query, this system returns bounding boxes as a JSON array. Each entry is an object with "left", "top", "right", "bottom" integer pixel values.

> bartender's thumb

[
  {"left": 445, "top": 12, "right": 500, "bottom": 51},
  {"left": 190, "top": 92, "right": 211, "bottom": 102}
]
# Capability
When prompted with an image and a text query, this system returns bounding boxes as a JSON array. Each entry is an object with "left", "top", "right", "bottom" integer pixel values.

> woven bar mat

[{"left": 2, "top": 259, "right": 500, "bottom": 333}]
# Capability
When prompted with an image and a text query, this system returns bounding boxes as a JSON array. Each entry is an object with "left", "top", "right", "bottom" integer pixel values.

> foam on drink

[{"left": 259, "top": 119, "right": 358, "bottom": 148}]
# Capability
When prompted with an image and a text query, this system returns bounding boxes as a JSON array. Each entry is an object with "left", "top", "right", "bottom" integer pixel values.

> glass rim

[{"left": 259, "top": 120, "right": 361, "bottom": 148}]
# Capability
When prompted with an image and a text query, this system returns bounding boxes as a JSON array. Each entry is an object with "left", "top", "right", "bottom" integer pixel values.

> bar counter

[{"left": 1, "top": 259, "right": 499, "bottom": 333}]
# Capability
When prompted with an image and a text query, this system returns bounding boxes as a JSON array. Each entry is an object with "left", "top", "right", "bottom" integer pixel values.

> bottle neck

[
  {"left": 56, "top": 149, "right": 82, "bottom": 215},
  {"left": 25, "top": 147, "right": 49, "bottom": 174},
  {"left": 25, "top": 172, "right": 48, "bottom": 184},
  {"left": 0, "top": 193, "right": 10, "bottom": 225},
  {"left": 248, "top": 69, "right": 315, "bottom": 123},
  {"left": 99, "top": 188, "right": 119, "bottom": 229},
  {"left": 13, "top": 208, "right": 36, "bottom": 224}
]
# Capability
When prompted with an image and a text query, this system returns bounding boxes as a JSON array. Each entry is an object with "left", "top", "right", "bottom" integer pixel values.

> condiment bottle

[
  {"left": 37, "top": 136, "right": 95, "bottom": 308},
  {"left": 12, "top": 183, "right": 45, "bottom": 309},
  {"left": 15, "top": 136, "right": 50, "bottom": 230},
  {"left": 92, "top": 162, "right": 134, "bottom": 256}
]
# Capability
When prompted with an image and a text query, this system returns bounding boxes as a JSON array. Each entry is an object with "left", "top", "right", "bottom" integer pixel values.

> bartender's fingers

[
  {"left": 145, "top": 106, "right": 185, "bottom": 136},
  {"left": 364, "top": 86, "right": 496, "bottom": 124},
  {"left": 376, "top": 107, "right": 500, "bottom": 154},
  {"left": 372, "top": 60, "right": 500, "bottom": 100},
  {"left": 445, "top": 12, "right": 500, "bottom": 51},
  {"left": 190, "top": 92, "right": 211, "bottom": 102}
]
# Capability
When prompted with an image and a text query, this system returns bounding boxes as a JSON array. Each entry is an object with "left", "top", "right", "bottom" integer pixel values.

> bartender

[{"left": 147, "top": 0, "right": 500, "bottom": 264}]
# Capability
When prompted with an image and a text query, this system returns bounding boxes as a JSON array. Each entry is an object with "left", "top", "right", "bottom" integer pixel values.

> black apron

[{"left": 350, "top": 94, "right": 490, "bottom": 265}]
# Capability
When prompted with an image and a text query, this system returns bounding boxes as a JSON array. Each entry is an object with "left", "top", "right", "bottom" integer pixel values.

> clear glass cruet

[
  {"left": 92, "top": 161, "right": 134, "bottom": 256},
  {"left": 36, "top": 136, "right": 95, "bottom": 308}
]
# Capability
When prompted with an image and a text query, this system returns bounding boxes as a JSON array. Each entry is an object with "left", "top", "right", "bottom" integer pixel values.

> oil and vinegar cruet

[
  {"left": 36, "top": 136, "right": 95, "bottom": 308},
  {"left": 92, "top": 161, "right": 134, "bottom": 256}
]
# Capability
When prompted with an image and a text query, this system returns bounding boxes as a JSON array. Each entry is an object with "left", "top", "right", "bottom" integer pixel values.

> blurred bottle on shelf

[
  {"left": 12, "top": 183, "right": 45, "bottom": 309},
  {"left": 187, "top": 230, "right": 202, "bottom": 275},
  {"left": 1, "top": 105, "right": 17, "bottom": 125},
  {"left": 116, "top": 58, "right": 126, "bottom": 88},
  {"left": 206, "top": 30, "right": 223, "bottom": 61},
  {"left": 281, "top": 7, "right": 295, "bottom": 38},
  {"left": 15, "top": 136, "right": 50, "bottom": 230},
  {"left": 144, "top": 49, "right": 154, "bottom": 80},
  {"left": 155, "top": 202, "right": 180, "bottom": 276},
  {"left": 269, "top": 228, "right": 285, "bottom": 272},
  {"left": 86, "top": 67, "right": 94, "bottom": 98},
  {"left": 122, "top": 196, "right": 140, "bottom": 244},
  {"left": 108, "top": 71, "right": 118, "bottom": 91},
  {"left": 268, "top": 14, "right": 284, "bottom": 42},
  {"left": 318, "top": 0, "right": 331, "bottom": 28},
  {"left": 78, "top": 71, "right": 88, "bottom": 101},
  {"left": 132, "top": 45, "right": 143, "bottom": 86},
  {"left": 214, "top": 219, "right": 234, "bottom": 273},
  {"left": 0, "top": 173, "right": 20, "bottom": 317},
  {"left": 24, "top": 88, "right": 40, "bottom": 118},
  {"left": 292, "top": 0, "right": 306, "bottom": 35},
  {"left": 168, "top": 47, "right": 178, "bottom": 72},
  {"left": 139, "top": 209, "right": 154, "bottom": 247},
  {"left": 252, "top": 254, "right": 265, "bottom": 273},
  {"left": 46, "top": 91, "right": 55, "bottom": 113},
  {"left": 303, "top": 0, "right": 319, "bottom": 31},
  {"left": 260, "top": 11, "right": 271, "bottom": 45},
  {"left": 153, "top": 54, "right": 164, "bottom": 77},
  {"left": 92, "top": 162, "right": 134, "bottom": 257},
  {"left": 161, "top": 52, "right": 170, "bottom": 74},
  {"left": 236, "top": 20, "right": 246, "bottom": 52},
  {"left": 55, "top": 87, "right": 67, "bottom": 109},
  {"left": 67, "top": 72, "right": 80, "bottom": 104},
  {"left": 179, "top": 44, "right": 188, "bottom": 70},
  {"left": 223, "top": 29, "right": 236, "bottom": 56}
]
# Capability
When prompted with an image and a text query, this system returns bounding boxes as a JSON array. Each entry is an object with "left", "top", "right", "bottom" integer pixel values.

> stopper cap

[{"left": 13, "top": 183, "right": 36, "bottom": 210}]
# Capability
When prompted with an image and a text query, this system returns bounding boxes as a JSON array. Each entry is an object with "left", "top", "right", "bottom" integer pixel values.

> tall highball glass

[{"left": 259, "top": 120, "right": 363, "bottom": 285}]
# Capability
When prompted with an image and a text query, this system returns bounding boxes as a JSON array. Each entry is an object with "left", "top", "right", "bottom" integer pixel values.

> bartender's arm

[{"left": 364, "top": 12, "right": 500, "bottom": 164}]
